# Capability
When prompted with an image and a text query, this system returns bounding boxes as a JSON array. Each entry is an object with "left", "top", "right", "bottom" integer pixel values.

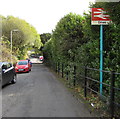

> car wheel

[{"left": 11, "top": 75, "right": 17, "bottom": 84}]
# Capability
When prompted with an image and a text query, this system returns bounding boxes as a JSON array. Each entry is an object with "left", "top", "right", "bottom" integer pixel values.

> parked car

[
  {"left": 39, "top": 56, "right": 44, "bottom": 61},
  {"left": 15, "top": 60, "right": 31, "bottom": 73},
  {"left": 30, "top": 54, "right": 35, "bottom": 58},
  {"left": 30, "top": 54, "right": 38, "bottom": 58},
  {"left": 0, "top": 62, "right": 17, "bottom": 86}
]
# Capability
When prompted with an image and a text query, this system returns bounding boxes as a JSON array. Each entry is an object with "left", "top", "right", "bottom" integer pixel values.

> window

[
  {"left": 2, "top": 64, "right": 7, "bottom": 70},
  {"left": 7, "top": 63, "right": 12, "bottom": 68},
  {"left": 18, "top": 61, "right": 28, "bottom": 65}
]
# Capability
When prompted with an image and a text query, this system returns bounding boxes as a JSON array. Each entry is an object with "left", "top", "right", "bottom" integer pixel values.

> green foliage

[
  {"left": 44, "top": 3, "right": 120, "bottom": 75},
  {"left": 1, "top": 36, "right": 17, "bottom": 62},
  {"left": 43, "top": 3, "right": 120, "bottom": 116},
  {"left": 40, "top": 33, "right": 51, "bottom": 45},
  {"left": 51, "top": 13, "right": 85, "bottom": 62},
  {"left": 1, "top": 15, "right": 42, "bottom": 60},
  {"left": 103, "top": 2, "right": 120, "bottom": 25}
]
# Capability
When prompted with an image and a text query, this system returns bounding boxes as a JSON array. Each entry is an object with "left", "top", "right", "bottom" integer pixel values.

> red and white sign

[{"left": 91, "top": 8, "right": 112, "bottom": 25}]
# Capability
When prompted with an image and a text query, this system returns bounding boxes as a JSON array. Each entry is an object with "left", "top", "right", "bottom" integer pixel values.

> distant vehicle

[
  {"left": 39, "top": 56, "right": 44, "bottom": 61},
  {"left": 0, "top": 62, "right": 17, "bottom": 86},
  {"left": 30, "top": 54, "right": 36, "bottom": 58},
  {"left": 15, "top": 60, "right": 31, "bottom": 73},
  {"left": 30, "top": 54, "right": 38, "bottom": 58}
]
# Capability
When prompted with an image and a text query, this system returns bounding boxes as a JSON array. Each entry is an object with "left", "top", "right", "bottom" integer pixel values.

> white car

[{"left": 39, "top": 56, "right": 44, "bottom": 61}]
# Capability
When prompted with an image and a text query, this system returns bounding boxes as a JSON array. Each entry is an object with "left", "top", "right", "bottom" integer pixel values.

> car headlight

[
  {"left": 24, "top": 66, "right": 28, "bottom": 68},
  {"left": 15, "top": 67, "right": 18, "bottom": 69}
]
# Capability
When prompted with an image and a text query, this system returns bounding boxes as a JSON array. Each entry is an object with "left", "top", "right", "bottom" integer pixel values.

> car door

[
  {"left": 7, "top": 63, "right": 14, "bottom": 83},
  {"left": 2, "top": 63, "right": 9, "bottom": 86},
  {"left": 0, "top": 65, "right": 2, "bottom": 86}
]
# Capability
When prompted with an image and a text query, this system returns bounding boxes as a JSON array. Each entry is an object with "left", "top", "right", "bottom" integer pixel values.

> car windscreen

[{"left": 18, "top": 61, "right": 28, "bottom": 65}]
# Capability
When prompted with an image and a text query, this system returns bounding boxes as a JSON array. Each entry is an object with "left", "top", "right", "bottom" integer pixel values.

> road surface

[{"left": 2, "top": 63, "right": 96, "bottom": 117}]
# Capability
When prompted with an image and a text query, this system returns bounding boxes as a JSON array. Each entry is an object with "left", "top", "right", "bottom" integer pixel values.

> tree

[
  {"left": 40, "top": 33, "right": 51, "bottom": 45},
  {"left": 1, "top": 15, "right": 42, "bottom": 59},
  {"left": 51, "top": 13, "right": 85, "bottom": 62}
]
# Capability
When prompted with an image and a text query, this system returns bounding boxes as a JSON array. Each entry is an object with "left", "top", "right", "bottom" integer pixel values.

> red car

[{"left": 15, "top": 60, "right": 31, "bottom": 73}]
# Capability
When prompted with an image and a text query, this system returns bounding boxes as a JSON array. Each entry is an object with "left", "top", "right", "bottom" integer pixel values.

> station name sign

[{"left": 91, "top": 8, "right": 112, "bottom": 25}]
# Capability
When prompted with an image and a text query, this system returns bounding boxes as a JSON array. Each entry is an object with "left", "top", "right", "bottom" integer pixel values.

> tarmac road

[{"left": 2, "top": 63, "right": 95, "bottom": 117}]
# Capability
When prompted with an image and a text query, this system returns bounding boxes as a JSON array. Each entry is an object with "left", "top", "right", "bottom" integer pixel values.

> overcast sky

[{"left": 0, "top": 0, "right": 95, "bottom": 34}]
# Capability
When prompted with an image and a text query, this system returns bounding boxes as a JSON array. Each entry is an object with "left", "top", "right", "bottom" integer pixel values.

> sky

[{"left": 0, "top": 0, "right": 95, "bottom": 34}]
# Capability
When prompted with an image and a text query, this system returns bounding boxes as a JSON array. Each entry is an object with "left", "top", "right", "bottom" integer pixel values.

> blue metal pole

[{"left": 100, "top": 25, "right": 103, "bottom": 95}]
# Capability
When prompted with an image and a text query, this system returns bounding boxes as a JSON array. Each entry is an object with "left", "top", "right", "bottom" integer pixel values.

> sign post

[
  {"left": 100, "top": 24, "right": 103, "bottom": 95},
  {"left": 91, "top": 8, "right": 112, "bottom": 95}
]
